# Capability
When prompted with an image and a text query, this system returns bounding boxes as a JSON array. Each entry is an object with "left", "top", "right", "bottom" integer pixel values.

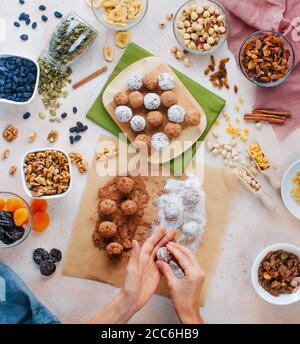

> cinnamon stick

[
  {"left": 244, "top": 115, "right": 285, "bottom": 124},
  {"left": 72, "top": 66, "right": 108, "bottom": 90},
  {"left": 244, "top": 113, "right": 287, "bottom": 120},
  {"left": 252, "top": 108, "right": 291, "bottom": 117}
]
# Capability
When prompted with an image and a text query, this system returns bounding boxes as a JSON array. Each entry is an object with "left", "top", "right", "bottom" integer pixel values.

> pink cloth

[{"left": 221, "top": 0, "right": 300, "bottom": 139}]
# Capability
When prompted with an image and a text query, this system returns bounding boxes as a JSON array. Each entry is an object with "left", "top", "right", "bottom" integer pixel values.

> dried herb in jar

[{"left": 47, "top": 14, "right": 97, "bottom": 64}]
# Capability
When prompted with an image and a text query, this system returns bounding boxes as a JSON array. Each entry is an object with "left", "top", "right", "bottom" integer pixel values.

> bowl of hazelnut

[{"left": 173, "top": 0, "right": 228, "bottom": 55}]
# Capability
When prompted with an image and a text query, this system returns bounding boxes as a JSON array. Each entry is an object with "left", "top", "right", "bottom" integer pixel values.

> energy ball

[
  {"left": 117, "top": 176, "right": 135, "bottom": 194},
  {"left": 143, "top": 73, "right": 158, "bottom": 90},
  {"left": 182, "top": 221, "right": 199, "bottom": 235},
  {"left": 164, "top": 122, "right": 182, "bottom": 139},
  {"left": 130, "top": 115, "right": 146, "bottom": 132},
  {"left": 114, "top": 91, "right": 129, "bottom": 105},
  {"left": 98, "top": 221, "right": 117, "bottom": 239},
  {"left": 121, "top": 199, "right": 138, "bottom": 215},
  {"left": 135, "top": 134, "right": 151, "bottom": 148},
  {"left": 162, "top": 195, "right": 182, "bottom": 220},
  {"left": 156, "top": 247, "right": 172, "bottom": 263},
  {"left": 158, "top": 72, "right": 176, "bottom": 90},
  {"left": 128, "top": 91, "right": 144, "bottom": 109},
  {"left": 167, "top": 105, "right": 185, "bottom": 123},
  {"left": 147, "top": 111, "right": 163, "bottom": 128},
  {"left": 127, "top": 75, "right": 143, "bottom": 90},
  {"left": 161, "top": 90, "right": 177, "bottom": 107},
  {"left": 151, "top": 132, "right": 170, "bottom": 150},
  {"left": 185, "top": 111, "right": 201, "bottom": 126},
  {"left": 144, "top": 93, "right": 161, "bottom": 110},
  {"left": 100, "top": 199, "right": 117, "bottom": 215},
  {"left": 115, "top": 105, "right": 133, "bottom": 123},
  {"left": 106, "top": 242, "right": 123, "bottom": 258}
]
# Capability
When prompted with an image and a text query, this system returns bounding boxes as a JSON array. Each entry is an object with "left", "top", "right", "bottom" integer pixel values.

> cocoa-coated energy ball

[
  {"left": 185, "top": 111, "right": 201, "bottom": 126},
  {"left": 164, "top": 122, "right": 182, "bottom": 139},
  {"left": 98, "top": 221, "right": 117, "bottom": 239},
  {"left": 117, "top": 176, "right": 135, "bottom": 194},
  {"left": 161, "top": 90, "right": 177, "bottom": 108},
  {"left": 121, "top": 199, "right": 138, "bottom": 216},
  {"left": 106, "top": 242, "right": 123, "bottom": 258},
  {"left": 128, "top": 91, "right": 144, "bottom": 109},
  {"left": 114, "top": 91, "right": 129, "bottom": 106},
  {"left": 142, "top": 73, "right": 158, "bottom": 91},
  {"left": 99, "top": 199, "right": 117, "bottom": 215},
  {"left": 147, "top": 111, "right": 163, "bottom": 128},
  {"left": 135, "top": 134, "right": 151, "bottom": 148}
]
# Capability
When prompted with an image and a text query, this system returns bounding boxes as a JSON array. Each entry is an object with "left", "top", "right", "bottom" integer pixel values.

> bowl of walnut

[
  {"left": 21, "top": 148, "right": 72, "bottom": 200},
  {"left": 251, "top": 243, "right": 300, "bottom": 305},
  {"left": 239, "top": 30, "right": 295, "bottom": 87},
  {"left": 173, "top": 0, "right": 228, "bottom": 55}
]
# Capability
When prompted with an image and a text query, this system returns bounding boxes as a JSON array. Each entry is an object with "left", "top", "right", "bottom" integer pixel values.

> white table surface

[{"left": 1, "top": 0, "right": 300, "bottom": 324}]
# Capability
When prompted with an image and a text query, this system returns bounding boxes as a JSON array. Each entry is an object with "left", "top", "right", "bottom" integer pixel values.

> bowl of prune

[
  {"left": 251, "top": 243, "right": 300, "bottom": 305},
  {"left": 0, "top": 192, "right": 32, "bottom": 248}
]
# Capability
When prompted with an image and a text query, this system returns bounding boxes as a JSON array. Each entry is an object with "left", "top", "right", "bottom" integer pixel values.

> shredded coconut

[
  {"left": 144, "top": 93, "right": 161, "bottom": 110},
  {"left": 158, "top": 72, "right": 176, "bottom": 90},
  {"left": 154, "top": 174, "right": 206, "bottom": 250},
  {"left": 167, "top": 105, "right": 185, "bottom": 123},
  {"left": 115, "top": 105, "right": 133, "bottom": 123},
  {"left": 151, "top": 132, "right": 170, "bottom": 150},
  {"left": 127, "top": 75, "right": 143, "bottom": 90},
  {"left": 130, "top": 115, "right": 146, "bottom": 132}
]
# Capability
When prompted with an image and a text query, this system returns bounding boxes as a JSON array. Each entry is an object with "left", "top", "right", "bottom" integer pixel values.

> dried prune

[
  {"left": 40, "top": 259, "right": 56, "bottom": 276},
  {"left": 33, "top": 248, "right": 50, "bottom": 265},
  {"left": 50, "top": 248, "right": 62, "bottom": 263},
  {"left": 5, "top": 226, "right": 25, "bottom": 242},
  {"left": 0, "top": 211, "right": 14, "bottom": 232}
]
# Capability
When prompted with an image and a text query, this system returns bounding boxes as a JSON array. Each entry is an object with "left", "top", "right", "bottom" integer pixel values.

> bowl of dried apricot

[
  {"left": 251, "top": 243, "right": 300, "bottom": 305},
  {"left": 0, "top": 192, "right": 32, "bottom": 248},
  {"left": 239, "top": 30, "right": 295, "bottom": 87}
]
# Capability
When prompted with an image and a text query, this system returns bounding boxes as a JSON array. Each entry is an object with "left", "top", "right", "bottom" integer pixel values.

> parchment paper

[{"left": 63, "top": 136, "right": 238, "bottom": 305}]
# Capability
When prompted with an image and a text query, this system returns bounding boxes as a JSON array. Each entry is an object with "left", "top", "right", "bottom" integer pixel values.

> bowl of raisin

[{"left": 0, "top": 192, "right": 32, "bottom": 248}]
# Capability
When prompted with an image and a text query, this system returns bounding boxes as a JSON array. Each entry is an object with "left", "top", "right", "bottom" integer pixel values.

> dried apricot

[
  {"left": 13, "top": 207, "right": 29, "bottom": 226},
  {"left": 0, "top": 199, "right": 6, "bottom": 210},
  {"left": 32, "top": 211, "right": 50, "bottom": 232},
  {"left": 30, "top": 199, "right": 48, "bottom": 214},
  {"left": 6, "top": 198, "right": 24, "bottom": 213}
]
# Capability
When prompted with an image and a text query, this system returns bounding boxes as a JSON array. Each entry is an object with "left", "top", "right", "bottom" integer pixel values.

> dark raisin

[
  {"left": 81, "top": 125, "right": 88, "bottom": 132},
  {"left": 72, "top": 107, "right": 78, "bottom": 114},
  {"left": 77, "top": 121, "right": 83, "bottom": 128},
  {"left": 69, "top": 136, "right": 74, "bottom": 144},
  {"left": 19, "top": 0, "right": 25, "bottom": 4},
  {"left": 54, "top": 11, "right": 63, "bottom": 19},
  {"left": 14, "top": 21, "right": 21, "bottom": 27},
  {"left": 41, "top": 15, "right": 48, "bottom": 22},
  {"left": 40, "top": 259, "right": 56, "bottom": 276},
  {"left": 32, "top": 22, "right": 37, "bottom": 29},
  {"left": 39, "top": 4, "right": 46, "bottom": 11},
  {"left": 74, "top": 135, "right": 81, "bottom": 142},
  {"left": 50, "top": 248, "right": 62, "bottom": 263},
  {"left": 20, "top": 34, "right": 29, "bottom": 41},
  {"left": 61, "top": 112, "right": 67, "bottom": 119},
  {"left": 25, "top": 18, "right": 31, "bottom": 25},
  {"left": 33, "top": 248, "right": 50, "bottom": 265},
  {"left": 23, "top": 111, "right": 31, "bottom": 119},
  {"left": 69, "top": 127, "right": 77, "bottom": 133}
]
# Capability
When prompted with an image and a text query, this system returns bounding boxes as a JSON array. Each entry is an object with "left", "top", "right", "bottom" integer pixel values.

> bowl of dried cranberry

[
  {"left": 0, "top": 192, "right": 32, "bottom": 248},
  {"left": 251, "top": 243, "right": 300, "bottom": 305},
  {"left": 0, "top": 53, "right": 40, "bottom": 105},
  {"left": 239, "top": 30, "right": 295, "bottom": 87}
]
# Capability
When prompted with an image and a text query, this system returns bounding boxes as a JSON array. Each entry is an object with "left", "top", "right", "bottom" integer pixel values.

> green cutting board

[{"left": 86, "top": 43, "right": 225, "bottom": 174}]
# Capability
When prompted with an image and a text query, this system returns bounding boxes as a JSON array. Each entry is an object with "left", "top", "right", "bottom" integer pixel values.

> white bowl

[
  {"left": 251, "top": 243, "right": 300, "bottom": 305},
  {"left": 0, "top": 53, "right": 40, "bottom": 106},
  {"left": 281, "top": 159, "right": 300, "bottom": 220},
  {"left": 21, "top": 148, "right": 72, "bottom": 200}
]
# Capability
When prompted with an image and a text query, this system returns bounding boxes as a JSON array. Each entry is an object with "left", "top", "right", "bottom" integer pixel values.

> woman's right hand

[{"left": 156, "top": 241, "right": 205, "bottom": 324}]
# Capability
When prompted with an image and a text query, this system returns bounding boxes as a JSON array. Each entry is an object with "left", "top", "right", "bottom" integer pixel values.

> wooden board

[
  {"left": 102, "top": 57, "right": 207, "bottom": 164},
  {"left": 63, "top": 135, "right": 238, "bottom": 306}
]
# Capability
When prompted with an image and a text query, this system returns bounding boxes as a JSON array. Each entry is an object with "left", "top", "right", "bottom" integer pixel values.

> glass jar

[{"left": 45, "top": 12, "right": 97, "bottom": 66}]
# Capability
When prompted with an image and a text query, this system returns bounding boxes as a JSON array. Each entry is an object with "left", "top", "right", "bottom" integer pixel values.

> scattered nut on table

[
  {"left": 69, "top": 152, "right": 89, "bottom": 173},
  {"left": 47, "top": 130, "right": 59, "bottom": 143},
  {"left": 9, "top": 165, "right": 17, "bottom": 176},
  {"left": 28, "top": 132, "right": 37, "bottom": 143},
  {"left": 1, "top": 149, "right": 10, "bottom": 160},
  {"left": 3, "top": 124, "right": 18, "bottom": 142}
]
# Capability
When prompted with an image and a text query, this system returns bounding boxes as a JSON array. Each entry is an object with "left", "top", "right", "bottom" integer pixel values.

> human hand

[
  {"left": 156, "top": 242, "right": 205, "bottom": 324},
  {"left": 122, "top": 229, "right": 176, "bottom": 313}
]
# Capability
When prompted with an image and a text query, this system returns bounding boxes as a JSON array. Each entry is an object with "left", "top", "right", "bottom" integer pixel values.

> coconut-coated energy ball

[
  {"left": 100, "top": 199, "right": 117, "bottom": 215},
  {"left": 117, "top": 176, "right": 135, "bottom": 194},
  {"left": 185, "top": 111, "right": 201, "bottom": 126},
  {"left": 161, "top": 90, "right": 177, "bottom": 108},
  {"left": 128, "top": 91, "right": 144, "bottom": 109},
  {"left": 114, "top": 92, "right": 129, "bottom": 106},
  {"left": 151, "top": 132, "right": 170, "bottom": 150},
  {"left": 164, "top": 122, "right": 182, "bottom": 139},
  {"left": 167, "top": 105, "right": 185, "bottom": 123},
  {"left": 142, "top": 73, "right": 158, "bottom": 90},
  {"left": 130, "top": 115, "right": 146, "bottom": 132},
  {"left": 115, "top": 105, "right": 133, "bottom": 123},
  {"left": 121, "top": 199, "right": 138, "bottom": 215},
  {"left": 135, "top": 134, "right": 151, "bottom": 148},
  {"left": 144, "top": 93, "right": 161, "bottom": 110},
  {"left": 98, "top": 221, "right": 117, "bottom": 239},
  {"left": 158, "top": 72, "right": 176, "bottom": 90},
  {"left": 147, "top": 111, "right": 163, "bottom": 128},
  {"left": 127, "top": 75, "right": 143, "bottom": 90},
  {"left": 106, "top": 242, "right": 123, "bottom": 258}
]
